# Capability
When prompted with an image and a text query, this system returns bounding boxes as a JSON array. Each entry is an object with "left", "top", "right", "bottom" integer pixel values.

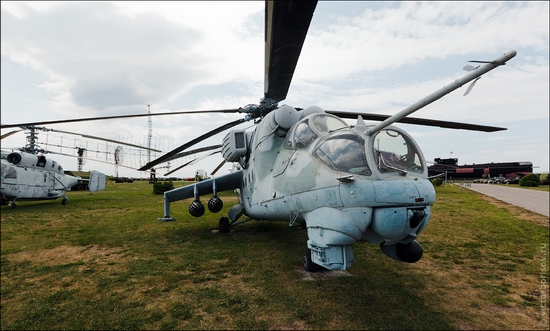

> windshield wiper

[{"left": 378, "top": 152, "right": 408, "bottom": 176}]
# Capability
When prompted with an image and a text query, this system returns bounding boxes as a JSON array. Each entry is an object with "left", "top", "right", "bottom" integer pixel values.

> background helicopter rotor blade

[
  {"left": 0, "top": 109, "right": 242, "bottom": 129},
  {"left": 47, "top": 150, "right": 151, "bottom": 173},
  {"left": 139, "top": 118, "right": 245, "bottom": 171},
  {"left": 0, "top": 130, "right": 23, "bottom": 139},
  {"left": 325, "top": 110, "right": 506, "bottom": 132},
  {"left": 45, "top": 128, "right": 162, "bottom": 152},
  {"left": 264, "top": 0, "right": 317, "bottom": 103}
]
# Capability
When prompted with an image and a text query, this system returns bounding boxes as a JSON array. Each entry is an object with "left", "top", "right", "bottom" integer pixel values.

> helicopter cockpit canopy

[
  {"left": 292, "top": 114, "right": 348, "bottom": 149},
  {"left": 373, "top": 128, "right": 424, "bottom": 174},
  {"left": 313, "top": 131, "right": 371, "bottom": 175}
]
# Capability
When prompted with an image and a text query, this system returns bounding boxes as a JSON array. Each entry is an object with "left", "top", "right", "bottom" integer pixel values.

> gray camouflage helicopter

[
  {"left": 1, "top": 1, "right": 516, "bottom": 271},
  {"left": 137, "top": 1, "right": 516, "bottom": 271}
]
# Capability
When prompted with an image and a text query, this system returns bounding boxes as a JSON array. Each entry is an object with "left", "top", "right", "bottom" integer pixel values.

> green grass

[{"left": 1, "top": 181, "right": 548, "bottom": 330}]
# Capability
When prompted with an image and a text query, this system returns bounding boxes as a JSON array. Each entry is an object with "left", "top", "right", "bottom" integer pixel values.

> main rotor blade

[
  {"left": 164, "top": 150, "right": 220, "bottom": 176},
  {"left": 210, "top": 160, "right": 227, "bottom": 176},
  {"left": 47, "top": 128, "right": 162, "bottom": 152},
  {"left": 164, "top": 144, "right": 223, "bottom": 163},
  {"left": 0, "top": 109, "right": 241, "bottom": 129},
  {"left": 326, "top": 110, "right": 507, "bottom": 132},
  {"left": 1, "top": 130, "right": 22, "bottom": 139},
  {"left": 264, "top": 0, "right": 317, "bottom": 103},
  {"left": 139, "top": 119, "right": 245, "bottom": 171}
]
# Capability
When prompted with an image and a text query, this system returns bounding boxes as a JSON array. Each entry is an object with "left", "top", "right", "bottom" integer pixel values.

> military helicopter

[
  {"left": 136, "top": 1, "right": 516, "bottom": 272},
  {"left": 0, "top": 125, "right": 159, "bottom": 208},
  {"left": 0, "top": 1, "right": 516, "bottom": 271},
  {"left": 0, "top": 149, "right": 106, "bottom": 209}
]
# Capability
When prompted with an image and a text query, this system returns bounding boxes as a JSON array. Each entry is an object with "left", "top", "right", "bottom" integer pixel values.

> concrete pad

[{"left": 295, "top": 265, "right": 353, "bottom": 280}]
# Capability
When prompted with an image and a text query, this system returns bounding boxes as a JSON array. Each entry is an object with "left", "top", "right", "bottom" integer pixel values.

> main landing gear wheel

[
  {"left": 61, "top": 197, "right": 69, "bottom": 205},
  {"left": 302, "top": 248, "right": 320, "bottom": 272},
  {"left": 218, "top": 217, "right": 230, "bottom": 233}
]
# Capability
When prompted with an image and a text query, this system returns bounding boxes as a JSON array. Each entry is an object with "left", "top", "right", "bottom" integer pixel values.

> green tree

[
  {"left": 431, "top": 177, "right": 442, "bottom": 186},
  {"left": 153, "top": 181, "right": 175, "bottom": 194},
  {"left": 519, "top": 174, "right": 540, "bottom": 187}
]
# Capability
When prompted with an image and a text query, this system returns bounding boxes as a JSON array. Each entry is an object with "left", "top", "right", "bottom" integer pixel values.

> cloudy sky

[{"left": 1, "top": 1, "right": 548, "bottom": 178}]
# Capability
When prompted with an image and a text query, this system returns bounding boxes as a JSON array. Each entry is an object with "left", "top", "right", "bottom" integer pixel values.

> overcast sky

[{"left": 1, "top": 1, "right": 548, "bottom": 178}]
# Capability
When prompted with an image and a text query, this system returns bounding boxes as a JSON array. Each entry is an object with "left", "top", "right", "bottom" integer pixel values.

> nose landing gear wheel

[
  {"left": 218, "top": 217, "right": 230, "bottom": 233},
  {"left": 61, "top": 197, "right": 69, "bottom": 205},
  {"left": 302, "top": 248, "right": 320, "bottom": 272}
]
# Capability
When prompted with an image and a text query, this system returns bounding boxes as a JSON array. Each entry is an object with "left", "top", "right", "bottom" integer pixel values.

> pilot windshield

[
  {"left": 313, "top": 131, "right": 371, "bottom": 175},
  {"left": 293, "top": 114, "right": 348, "bottom": 149},
  {"left": 374, "top": 129, "right": 423, "bottom": 173}
]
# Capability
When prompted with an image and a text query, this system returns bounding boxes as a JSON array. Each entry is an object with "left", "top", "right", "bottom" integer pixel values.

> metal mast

[{"left": 147, "top": 104, "right": 152, "bottom": 163}]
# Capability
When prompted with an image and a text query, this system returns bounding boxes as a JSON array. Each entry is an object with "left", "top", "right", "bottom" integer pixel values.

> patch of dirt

[
  {"left": 6, "top": 245, "right": 127, "bottom": 266},
  {"left": 294, "top": 265, "right": 352, "bottom": 280}
]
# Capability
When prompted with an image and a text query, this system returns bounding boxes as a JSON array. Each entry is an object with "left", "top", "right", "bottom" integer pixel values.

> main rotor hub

[{"left": 241, "top": 98, "right": 279, "bottom": 123}]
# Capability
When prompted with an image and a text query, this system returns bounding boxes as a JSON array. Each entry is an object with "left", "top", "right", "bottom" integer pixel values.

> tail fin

[{"left": 89, "top": 170, "right": 106, "bottom": 192}]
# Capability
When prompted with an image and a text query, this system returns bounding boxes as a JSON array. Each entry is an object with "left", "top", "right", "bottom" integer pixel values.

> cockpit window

[
  {"left": 311, "top": 114, "right": 348, "bottom": 133},
  {"left": 291, "top": 114, "right": 349, "bottom": 150},
  {"left": 313, "top": 131, "right": 371, "bottom": 175},
  {"left": 373, "top": 129, "right": 423, "bottom": 174},
  {"left": 1, "top": 163, "right": 17, "bottom": 179},
  {"left": 294, "top": 122, "right": 318, "bottom": 149}
]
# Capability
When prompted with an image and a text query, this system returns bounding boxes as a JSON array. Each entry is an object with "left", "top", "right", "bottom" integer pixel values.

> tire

[
  {"left": 61, "top": 197, "right": 69, "bottom": 205},
  {"left": 218, "top": 217, "right": 230, "bottom": 233},
  {"left": 302, "top": 248, "right": 320, "bottom": 272}
]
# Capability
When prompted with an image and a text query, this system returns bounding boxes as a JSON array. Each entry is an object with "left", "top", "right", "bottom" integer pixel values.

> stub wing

[{"left": 160, "top": 170, "right": 243, "bottom": 221}]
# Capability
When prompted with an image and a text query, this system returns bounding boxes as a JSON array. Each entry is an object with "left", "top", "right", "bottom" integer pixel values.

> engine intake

[{"left": 222, "top": 130, "right": 248, "bottom": 162}]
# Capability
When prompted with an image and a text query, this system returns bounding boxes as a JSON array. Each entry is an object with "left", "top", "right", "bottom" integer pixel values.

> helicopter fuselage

[
  {"left": 156, "top": 49, "right": 517, "bottom": 271},
  {"left": 1, "top": 150, "right": 106, "bottom": 206},
  {"left": 162, "top": 106, "right": 435, "bottom": 270},
  {"left": 235, "top": 106, "right": 434, "bottom": 269}
]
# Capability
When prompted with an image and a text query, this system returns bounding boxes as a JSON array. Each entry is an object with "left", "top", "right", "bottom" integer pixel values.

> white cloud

[{"left": 1, "top": 1, "right": 548, "bottom": 177}]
